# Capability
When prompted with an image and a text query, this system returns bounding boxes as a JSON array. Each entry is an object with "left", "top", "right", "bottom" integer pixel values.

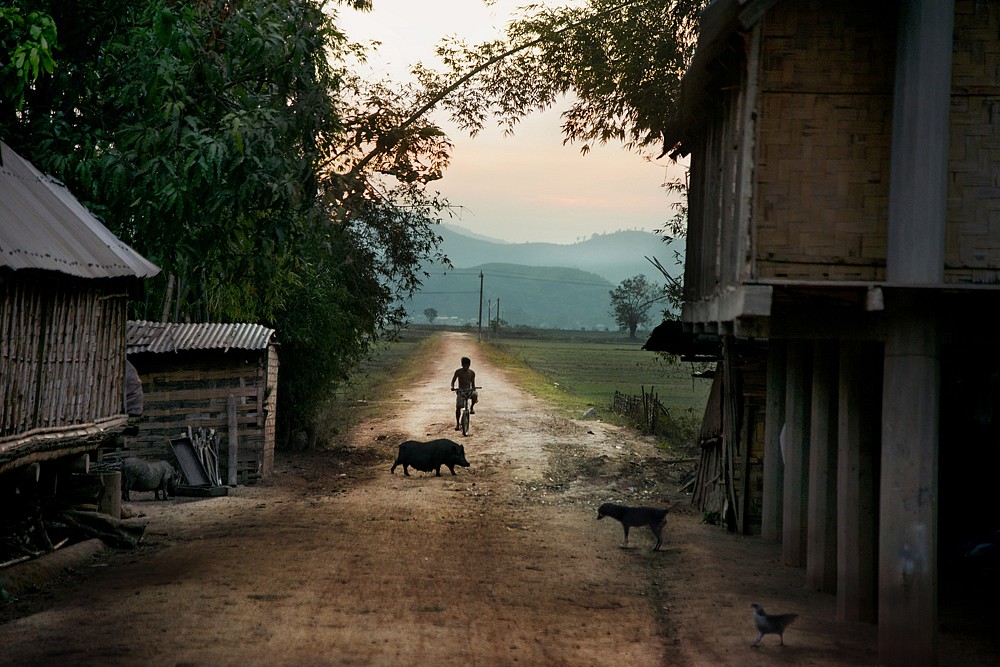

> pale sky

[{"left": 337, "top": 0, "right": 687, "bottom": 245}]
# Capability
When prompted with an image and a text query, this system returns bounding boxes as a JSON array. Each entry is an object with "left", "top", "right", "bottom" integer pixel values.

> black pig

[
  {"left": 121, "top": 457, "right": 179, "bottom": 500},
  {"left": 390, "top": 439, "right": 470, "bottom": 477}
]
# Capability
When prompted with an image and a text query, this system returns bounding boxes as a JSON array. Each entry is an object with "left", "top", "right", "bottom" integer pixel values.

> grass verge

[
  {"left": 480, "top": 335, "right": 712, "bottom": 449},
  {"left": 315, "top": 329, "right": 440, "bottom": 445}
]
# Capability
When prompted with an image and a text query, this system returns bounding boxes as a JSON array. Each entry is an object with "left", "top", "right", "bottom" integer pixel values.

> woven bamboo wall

[
  {"left": 946, "top": 1, "right": 1000, "bottom": 284},
  {"left": 1, "top": 275, "right": 127, "bottom": 442},
  {"left": 122, "top": 350, "right": 275, "bottom": 484},
  {"left": 754, "top": 1, "right": 895, "bottom": 281}
]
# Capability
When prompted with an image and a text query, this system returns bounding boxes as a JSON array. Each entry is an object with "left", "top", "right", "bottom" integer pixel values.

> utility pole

[{"left": 477, "top": 271, "right": 483, "bottom": 342}]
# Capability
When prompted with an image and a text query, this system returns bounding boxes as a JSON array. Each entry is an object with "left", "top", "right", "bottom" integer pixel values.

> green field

[{"left": 481, "top": 334, "right": 712, "bottom": 419}]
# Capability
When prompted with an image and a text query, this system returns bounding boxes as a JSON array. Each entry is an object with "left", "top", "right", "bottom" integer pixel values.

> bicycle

[{"left": 452, "top": 386, "right": 482, "bottom": 436}]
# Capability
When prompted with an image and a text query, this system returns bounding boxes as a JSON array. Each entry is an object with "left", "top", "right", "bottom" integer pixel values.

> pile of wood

[{"left": 0, "top": 456, "right": 148, "bottom": 573}]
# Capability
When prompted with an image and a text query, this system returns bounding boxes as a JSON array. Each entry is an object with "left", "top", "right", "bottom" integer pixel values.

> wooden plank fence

[{"left": 611, "top": 386, "right": 670, "bottom": 435}]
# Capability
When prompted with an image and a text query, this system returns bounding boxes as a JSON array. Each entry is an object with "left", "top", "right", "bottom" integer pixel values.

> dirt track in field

[{"left": 3, "top": 331, "right": 995, "bottom": 666}]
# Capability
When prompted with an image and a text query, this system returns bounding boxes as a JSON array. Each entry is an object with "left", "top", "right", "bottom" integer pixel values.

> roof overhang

[
  {"left": 0, "top": 141, "right": 160, "bottom": 280},
  {"left": 642, "top": 319, "right": 723, "bottom": 361}
]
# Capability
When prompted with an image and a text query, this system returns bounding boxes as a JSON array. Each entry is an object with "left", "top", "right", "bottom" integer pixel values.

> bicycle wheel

[{"left": 461, "top": 408, "right": 470, "bottom": 436}]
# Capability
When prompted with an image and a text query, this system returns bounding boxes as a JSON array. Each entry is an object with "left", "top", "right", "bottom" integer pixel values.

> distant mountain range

[
  {"left": 433, "top": 224, "right": 674, "bottom": 285},
  {"left": 404, "top": 226, "right": 678, "bottom": 330}
]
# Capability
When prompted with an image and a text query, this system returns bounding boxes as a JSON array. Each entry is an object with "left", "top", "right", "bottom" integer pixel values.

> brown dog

[{"left": 597, "top": 502, "right": 670, "bottom": 551}]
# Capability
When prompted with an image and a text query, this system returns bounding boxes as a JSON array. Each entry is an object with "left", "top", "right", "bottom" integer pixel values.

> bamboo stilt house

[
  {"left": 659, "top": 1, "right": 1000, "bottom": 661},
  {"left": 0, "top": 141, "right": 160, "bottom": 476},
  {"left": 119, "top": 321, "right": 279, "bottom": 485}
]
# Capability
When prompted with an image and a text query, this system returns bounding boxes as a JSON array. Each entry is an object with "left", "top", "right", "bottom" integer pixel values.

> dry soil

[{"left": 0, "top": 332, "right": 994, "bottom": 666}]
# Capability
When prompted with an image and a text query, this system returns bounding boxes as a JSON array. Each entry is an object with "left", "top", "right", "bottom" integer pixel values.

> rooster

[{"left": 750, "top": 602, "right": 798, "bottom": 647}]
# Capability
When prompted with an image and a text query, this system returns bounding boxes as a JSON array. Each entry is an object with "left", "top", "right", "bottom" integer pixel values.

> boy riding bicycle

[{"left": 450, "top": 356, "right": 478, "bottom": 431}]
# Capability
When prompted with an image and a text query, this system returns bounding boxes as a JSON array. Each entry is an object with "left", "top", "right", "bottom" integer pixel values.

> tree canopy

[
  {"left": 0, "top": 0, "right": 452, "bottom": 444},
  {"left": 609, "top": 274, "right": 669, "bottom": 338},
  {"left": 415, "top": 0, "right": 704, "bottom": 154},
  {"left": 0, "top": 6, "right": 56, "bottom": 109},
  {"left": 412, "top": 0, "right": 704, "bottom": 260},
  {"left": 1, "top": 0, "right": 706, "bottom": 445}
]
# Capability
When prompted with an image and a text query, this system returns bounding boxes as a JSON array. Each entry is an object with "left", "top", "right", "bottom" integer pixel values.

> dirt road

[{"left": 0, "top": 331, "right": 929, "bottom": 666}]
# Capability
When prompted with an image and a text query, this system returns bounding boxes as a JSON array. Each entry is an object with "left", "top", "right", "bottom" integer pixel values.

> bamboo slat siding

[
  {"left": 1, "top": 277, "right": 127, "bottom": 447},
  {"left": 1, "top": 278, "right": 41, "bottom": 435},
  {"left": 753, "top": 1, "right": 895, "bottom": 282},
  {"left": 946, "top": 2, "right": 1000, "bottom": 283}
]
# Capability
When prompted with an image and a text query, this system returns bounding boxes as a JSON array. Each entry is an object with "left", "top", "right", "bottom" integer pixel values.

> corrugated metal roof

[
  {"left": 0, "top": 141, "right": 160, "bottom": 279},
  {"left": 126, "top": 320, "right": 277, "bottom": 354}
]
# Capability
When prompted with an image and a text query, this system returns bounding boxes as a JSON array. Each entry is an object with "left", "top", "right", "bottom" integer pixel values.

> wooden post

[
  {"left": 739, "top": 399, "right": 755, "bottom": 535},
  {"left": 65, "top": 453, "right": 90, "bottom": 474},
  {"left": 782, "top": 340, "right": 811, "bottom": 566},
  {"left": 880, "top": 0, "right": 952, "bottom": 662},
  {"left": 807, "top": 341, "right": 838, "bottom": 593},
  {"left": 762, "top": 341, "right": 786, "bottom": 541},
  {"left": 227, "top": 394, "right": 239, "bottom": 486},
  {"left": 96, "top": 471, "right": 122, "bottom": 520},
  {"left": 17, "top": 462, "right": 41, "bottom": 487},
  {"left": 838, "top": 341, "right": 880, "bottom": 623},
  {"left": 880, "top": 307, "right": 939, "bottom": 665},
  {"left": 722, "top": 336, "right": 741, "bottom": 532}
]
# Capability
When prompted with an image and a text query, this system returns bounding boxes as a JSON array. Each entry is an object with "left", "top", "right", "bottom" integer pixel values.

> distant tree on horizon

[
  {"left": 609, "top": 275, "right": 669, "bottom": 338},
  {"left": 424, "top": 308, "right": 439, "bottom": 324}
]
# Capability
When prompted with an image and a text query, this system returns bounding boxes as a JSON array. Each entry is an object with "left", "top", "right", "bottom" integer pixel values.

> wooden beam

[
  {"left": 227, "top": 394, "right": 239, "bottom": 487},
  {"left": 0, "top": 415, "right": 127, "bottom": 476}
]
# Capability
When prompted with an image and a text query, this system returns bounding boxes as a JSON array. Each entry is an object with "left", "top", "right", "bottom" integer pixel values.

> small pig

[
  {"left": 121, "top": 457, "right": 179, "bottom": 501},
  {"left": 390, "top": 439, "right": 470, "bottom": 477}
]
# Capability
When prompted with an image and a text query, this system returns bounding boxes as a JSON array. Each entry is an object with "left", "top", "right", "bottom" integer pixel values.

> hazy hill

[
  {"left": 405, "top": 226, "right": 678, "bottom": 330},
  {"left": 435, "top": 224, "right": 674, "bottom": 285},
  {"left": 408, "top": 263, "right": 616, "bottom": 330}
]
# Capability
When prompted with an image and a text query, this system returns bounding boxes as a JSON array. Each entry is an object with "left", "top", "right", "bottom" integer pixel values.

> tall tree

[
  {"left": 0, "top": 0, "right": 450, "bottom": 445},
  {"left": 609, "top": 274, "right": 668, "bottom": 338},
  {"left": 2, "top": 0, "right": 709, "bottom": 443}
]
